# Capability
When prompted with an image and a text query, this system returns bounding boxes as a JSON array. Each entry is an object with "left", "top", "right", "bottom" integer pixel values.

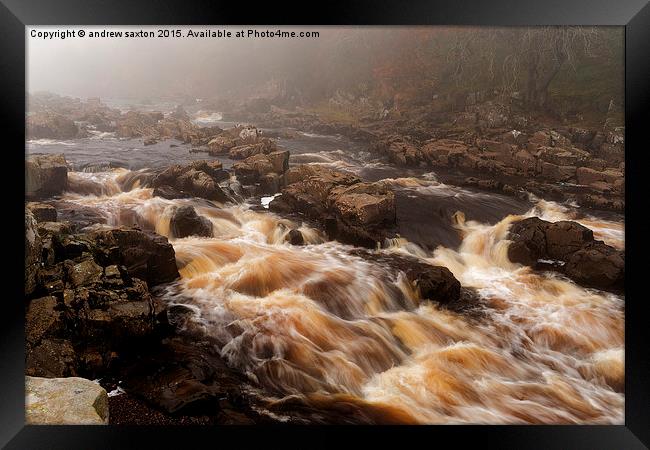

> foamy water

[{"left": 57, "top": 168, "right": 625, "bottom": 424}]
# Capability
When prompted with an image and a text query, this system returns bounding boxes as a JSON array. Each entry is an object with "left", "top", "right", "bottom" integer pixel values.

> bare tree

[{"left": 517, "top": 27, "right": 601, "bottom": 109}]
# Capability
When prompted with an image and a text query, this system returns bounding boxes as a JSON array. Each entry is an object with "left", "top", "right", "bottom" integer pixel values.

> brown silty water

[{"left": 57, "top": 167, "right": 624, "bottom": 424}]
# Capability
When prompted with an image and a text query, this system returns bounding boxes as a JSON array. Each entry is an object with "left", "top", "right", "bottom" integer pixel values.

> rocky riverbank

[{"left": 223, "top": 99, "right": 624, "bottom": 213}]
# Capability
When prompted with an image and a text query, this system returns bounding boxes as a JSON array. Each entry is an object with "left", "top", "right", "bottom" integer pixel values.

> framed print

[{"left": 2, "top": 0, "right": 649, "bottom": 448}]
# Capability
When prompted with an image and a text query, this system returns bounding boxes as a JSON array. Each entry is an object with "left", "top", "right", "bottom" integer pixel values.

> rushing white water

[{"left": 60, "top": 169, "right": 624, "bottom": 424}]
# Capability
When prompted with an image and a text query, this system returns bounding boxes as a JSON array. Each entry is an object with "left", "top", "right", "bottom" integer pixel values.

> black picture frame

[{"left": 3, "top": 0, "right": 649, "bottom": 448}]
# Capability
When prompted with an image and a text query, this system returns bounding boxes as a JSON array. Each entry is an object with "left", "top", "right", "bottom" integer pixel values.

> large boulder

[
  {"left": 329, "top": 182, "right": 396, "bottom": 227},
  {"left": 207, "top": 125, "right": 264, "bottom": 156},
  {"left": 403, "top": 261, "right": 461, "bottom": 304},
  {"left": 25, "top": 209, "right": 42, "bottom": 295},
  {"left": 352, "top": 251, "right": 462, "bottom": 305},
  {"left": 26, "top": 154, "right": 69, "bottom": 199},
  {"left": 152, "top": 161, "right": 230, "bottom": 203},
  {"left": 169, "top": 205, "right": 213, "bottom": 238},
  {"left": 544, "top": 221, "right": 593, "bottom": 260},
  {"left": 269, "top": 166, "right": 361, "bottom": 220},
  {"left": 271, "top": 168, "right": 396, "bottom": 248},
  {"left": 232, "top": 150, "right": 289, "bottom": 188},
  {"left": 507, "top": 217, "right": 623, "bottom": 292},
  {"left": 565, "top": 242, "right": 624, "bottom": 290},
  {"left": 89, "top": 228, "right": 180, "bottom": 286},
  {"left": 25, "top": 376, "right": 109, "bottom": 425},
  {"left": 507, "top": 217, "right": 549, "bottom": 267}
]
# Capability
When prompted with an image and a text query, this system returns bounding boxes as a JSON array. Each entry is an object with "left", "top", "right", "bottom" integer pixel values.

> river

[{"left": 26, "top": 118, "right": 625, "bottom": 424}]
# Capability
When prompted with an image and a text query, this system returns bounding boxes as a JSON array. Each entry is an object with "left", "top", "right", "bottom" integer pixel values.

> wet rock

[
  {"left": 152, "top": 162, "right": 231, "bottom": 203},
  {"left": 353, "top": 251, "right": 461, "bottom": 305},
  {"left": 507, "top": 217, "right": 623, "bottom": 292},
  {"left": 83, "top": 298, "right": 154, "bottom": 342},
  {"left": 90, "top": 228, "right": 180, "bottom": 286},
  {"left": 233, "top": 154, "right": 275, "bottom": 184},
  {"left": 565, "top": 242, "right": 624, "bottom": 290},
  {"left": 178, "top": 169, "right": 230, "bottom": 202},
  {"left": 528, "top": 130, "right": 571, "bottom": 148},
  {"left": 404, "top": 261, "right": 461, "bottom": 304},
  {"left": 330, "top": 182, "right": 396, "bottom": 227},
  {"left": 170, "top": 205, "right": 213, "bottom": 238},
  {"left": 188, "top": 160, "right": 229, "bottom": 182},
  {"left": 207, "top": 125, "right": 265, "bottom": 156},
  {"left": 286, "top": 229, "right": 304, "bottom": 246},
  {"left": 270, "top": 166, "right": 359, "bottom": 218},
  {"left": 544, "top": 221, "right": 593, "bottom": 260},
  {"left": 25, "top": 224, "right": 173, "bottom": 378},
  {"left": 25, "top": 209, "right": 42, "bottom": 296},
  {"left": 26, "top": 376, "right": 109, "bottom": 425},
  {"left": 513, "top": 150, "right": 537, "bottom": 174},
  {"left": 26, "top": 153, "right": 69, "bottom": 199},
  {"left": 506, "top": 217, "right": 549, "bottom": 266},
  {"left": 26, "top": 202, "right": 57, "bottom": 223},
  {"left": 233, "top": 150, "right": 290, "bottom": 193},
  {"left": 270, "top": 166, "right": 394, "bottom": 247},
  {"left": 143, "top": 137, "right": 158, "bottom": 146},
  {"left": 267, "top": 150, "right": 290, "bottom": 174}
]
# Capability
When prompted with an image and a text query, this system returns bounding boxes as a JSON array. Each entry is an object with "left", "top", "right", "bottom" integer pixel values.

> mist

[{"left": 27, "top": 25, "right": 333, "bottom": 100}]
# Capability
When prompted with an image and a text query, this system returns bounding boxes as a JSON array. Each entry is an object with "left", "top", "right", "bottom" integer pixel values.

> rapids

[{"left": 56, "top": 164, "right": 624, "bottom": 424}]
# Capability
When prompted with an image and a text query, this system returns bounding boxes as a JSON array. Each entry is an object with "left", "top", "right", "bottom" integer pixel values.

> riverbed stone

[{"left": 170, "top": 205, "right": 213, "bottom": 238}]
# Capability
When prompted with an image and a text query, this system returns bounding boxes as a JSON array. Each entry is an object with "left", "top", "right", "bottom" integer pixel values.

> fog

[
  {"left": 27, "top": 25, "right": 622, "bottom": 116},
  {"left": 27, "top": 25, "right": 337, "bottom": 100}
]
